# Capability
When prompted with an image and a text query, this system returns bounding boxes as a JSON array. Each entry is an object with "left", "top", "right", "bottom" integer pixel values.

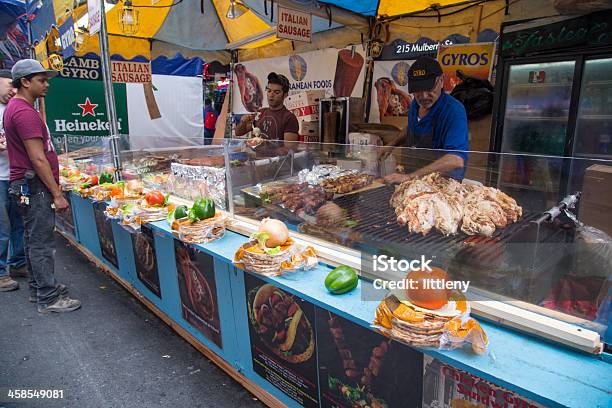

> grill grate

[{"left": 332, "top": 185, "right": 542, "bottom": 259}]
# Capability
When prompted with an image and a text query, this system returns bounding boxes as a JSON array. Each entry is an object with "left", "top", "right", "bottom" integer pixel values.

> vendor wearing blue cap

[{"left": 383, "top": 56, "right": 468, "bottom": 182}]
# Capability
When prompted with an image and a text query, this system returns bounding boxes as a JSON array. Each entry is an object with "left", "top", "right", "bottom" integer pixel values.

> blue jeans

[
  {"left": 10, "top": 178, "right": 59, "bottom": 305},
  {"left": 0, "top": 180, "right": 25, "bottom": 278},
  {"left": 204, "top": 128, "right": 215, "bottom": 145}
]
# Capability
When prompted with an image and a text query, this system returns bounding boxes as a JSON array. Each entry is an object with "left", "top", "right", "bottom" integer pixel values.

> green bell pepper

[
  {"left": 191, "top": 197, "right": 215, "bottom": 221},
  {"left": 99, "top": 172, "right": 114, "bottom": 184},
  {"left": 174, "top": 205, "right": 189, "bottom": 220},
  {"left": 324, "top": 265, "right": 358, "bottom": 295}
]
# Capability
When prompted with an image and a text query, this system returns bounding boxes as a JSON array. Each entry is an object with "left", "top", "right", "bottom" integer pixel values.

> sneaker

[
  {"left": 29, "top": 284, "right": 69, "bottom": 303},
  {"left": 0, "top": 276, "right": 19, "bottom": 292},
  {"left": 9, "top": 265, "right": 28, "bottom": 278},
  {"left": 38, "top": 296, "right": 81, "bottom": 314}
]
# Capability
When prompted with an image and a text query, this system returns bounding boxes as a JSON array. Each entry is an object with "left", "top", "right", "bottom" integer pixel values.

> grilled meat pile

[
  {"left": 262, "top": 183, "right": 332, "bottom": 215},
  {"left": 319, "top": 172, "right": 374, "bottom": 194},
  {"left": 390, "top": 173, "right": 522, "bottom": 237}
]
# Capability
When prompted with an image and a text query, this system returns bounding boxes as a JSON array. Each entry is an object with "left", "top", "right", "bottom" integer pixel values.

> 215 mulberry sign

[{"left": 277, "top": 6, "right": 312, "bottom": 43}]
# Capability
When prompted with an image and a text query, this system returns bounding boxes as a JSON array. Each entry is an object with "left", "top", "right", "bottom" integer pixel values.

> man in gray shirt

[{"left": 0, "top": 69, "right": 25, "bottom": 292}]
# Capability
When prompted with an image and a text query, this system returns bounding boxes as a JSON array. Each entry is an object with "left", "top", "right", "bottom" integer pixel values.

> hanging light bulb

[
  {"left": 119, "top": 0, "right": 139, "bottom": 35},
  {"left": 48, "top": 54, "right": 64, "bottom": 71},
  {"left": 226, "top": 0, "right": 248, "bottom": 19},
  {"left": 123, "top": 9, "right": 134, "bottom": 25}
]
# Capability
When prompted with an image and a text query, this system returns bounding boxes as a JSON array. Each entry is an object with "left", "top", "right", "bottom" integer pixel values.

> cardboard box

[
  {"left": 286, "top": 90, "right": 326, "bottom": 111},
  {"left": 290, "top": 104, "right": 319, "bottom": 122},
  {"left": 380, "top": 115, "right": 408, "bottom": 131},
  {"left": 299, "top": 120, "right": 320, "bottom": 143}
]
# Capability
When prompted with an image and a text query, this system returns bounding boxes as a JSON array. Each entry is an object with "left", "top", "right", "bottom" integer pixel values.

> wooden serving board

[{"left": 332, "top": 180, "right": 385, "bottom": 198}]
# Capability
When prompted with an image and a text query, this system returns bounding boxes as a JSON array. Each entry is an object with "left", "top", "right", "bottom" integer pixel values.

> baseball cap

[
  {"left": 0, "top": 69, "right": 12, "bottom": 79},
  {"left": 11, "top": 59, "right": 58, "bottom": 82},
  {"left": 408, "top": 56, "right": 443, "bottom": 92}
]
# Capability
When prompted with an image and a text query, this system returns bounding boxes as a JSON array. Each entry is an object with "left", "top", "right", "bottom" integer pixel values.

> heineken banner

[
  {"left": 46, "top": 77, "right": 129, "bottom": 151},
  {"left": 46, "top": 74, "right": 203, "bottom": 150},
  {"left": 232, "top": 46, "right": 367, "bottom": 114}
]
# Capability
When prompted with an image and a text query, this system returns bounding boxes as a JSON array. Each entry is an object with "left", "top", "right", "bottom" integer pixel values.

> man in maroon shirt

[
  {"left": 235, "top": 72, "right": 299, "bottom": 143},
  {"left": 5, "top": 59, "right": 80, "bottom": 313}
]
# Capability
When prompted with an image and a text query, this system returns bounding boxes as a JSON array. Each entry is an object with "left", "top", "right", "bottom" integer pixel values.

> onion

[
  {"left": 258, "top": 218, "right": 289, "bottom": 247},
  {"left": 316, "top": 202, "right": 344, "bottom": 226},
  {"left": 405, "top": 267, "right": 449, "bottom": 310},
  {"left": 126, "top": 179, "right": 144, "bottom": 195}
]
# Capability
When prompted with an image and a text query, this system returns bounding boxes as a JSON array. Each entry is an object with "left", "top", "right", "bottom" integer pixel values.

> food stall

[
  {"left": 56, "top": 136, "right": 611, "bottom": 408},
  {"left": 33, "top": 0, "right": 611, "bottom": 407}
]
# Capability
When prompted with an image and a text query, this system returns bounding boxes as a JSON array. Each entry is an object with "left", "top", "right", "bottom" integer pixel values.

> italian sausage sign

[{"left": 277, "top": 6, "right": 312, "bottom": 43}]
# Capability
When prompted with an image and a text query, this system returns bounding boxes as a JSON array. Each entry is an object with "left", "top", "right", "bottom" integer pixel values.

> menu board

[
  {"left": 92, "top": 202, "right": 118, "bottom": 268},
  {"left": 55, "top": 192, "right": 76, "bottom": 236},
  {"left": 175, "top": 240, "right": 222, "bottom": 348},
  {"left": 317, "top": 309, "right": 424, "bottom": 408},
  {"left": 132, "top": 225, "right": 161, "bottom": 298},
  {"left": 423, "top": 355, "right": 545, "bottom": 408},
  {"left": 244, "top": 273, "right": 319, "bottom": 407}
]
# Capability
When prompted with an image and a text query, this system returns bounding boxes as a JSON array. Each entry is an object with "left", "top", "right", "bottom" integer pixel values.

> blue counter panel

[
  {"left": 55, "top": 192, "right": 79, "bottom": 242},
  {"left": 145, "top": 220, "right": 612, "bottom": 408},
  {"left": 147, "top": 222, "right": 243, "bottom": 364},
  {"left": 110, "top": 222, "right": 136, "bottom": 286},
  {"left": 70, "top": 195, "right": 103, "bottom": 260},
  {"left": 54, "top": 204, "right": 611, "bottom": 408}
]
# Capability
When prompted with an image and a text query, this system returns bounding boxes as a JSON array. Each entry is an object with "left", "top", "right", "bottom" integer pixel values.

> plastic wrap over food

[
  {"left": 169, "top": 163, "right": 226, "bottom": 210},
  {"left": 439, "top": 315, "right": 489, "bottom": 355},
  {"left": 89, "top": 185, "right": 114, "bottom": 202}
]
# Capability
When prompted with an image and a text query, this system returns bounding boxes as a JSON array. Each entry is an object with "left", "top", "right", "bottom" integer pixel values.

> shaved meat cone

[{"left": 390, "top": 173, "right": 522, "bottom": 237}]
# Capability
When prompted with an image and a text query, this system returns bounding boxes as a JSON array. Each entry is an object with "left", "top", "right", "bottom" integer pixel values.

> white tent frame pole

[
  {"left": 98, "top": 0, "right": 122, "bottom": 180},
  {"left": 25, "top": 1, "right": 40, "bottom": 111}
]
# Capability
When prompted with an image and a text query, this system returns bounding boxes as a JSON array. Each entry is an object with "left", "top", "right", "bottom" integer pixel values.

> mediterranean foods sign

[
  {"left": 232, "top": 47, "right": 366, "bottom": 113},
  {"left": 111, "top": 61, "right": 152, "bottom": 83},
  {"left": 277, "top": 6, "right": 312, "bottom": 43}
]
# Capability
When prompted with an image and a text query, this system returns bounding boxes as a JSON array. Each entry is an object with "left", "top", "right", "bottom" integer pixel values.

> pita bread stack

[
  {"left": 375, "top": 295, "right": 460, "bottom": 348},
  {"left": 234, "top": 238, "right": 318, "bottom": 276}
]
